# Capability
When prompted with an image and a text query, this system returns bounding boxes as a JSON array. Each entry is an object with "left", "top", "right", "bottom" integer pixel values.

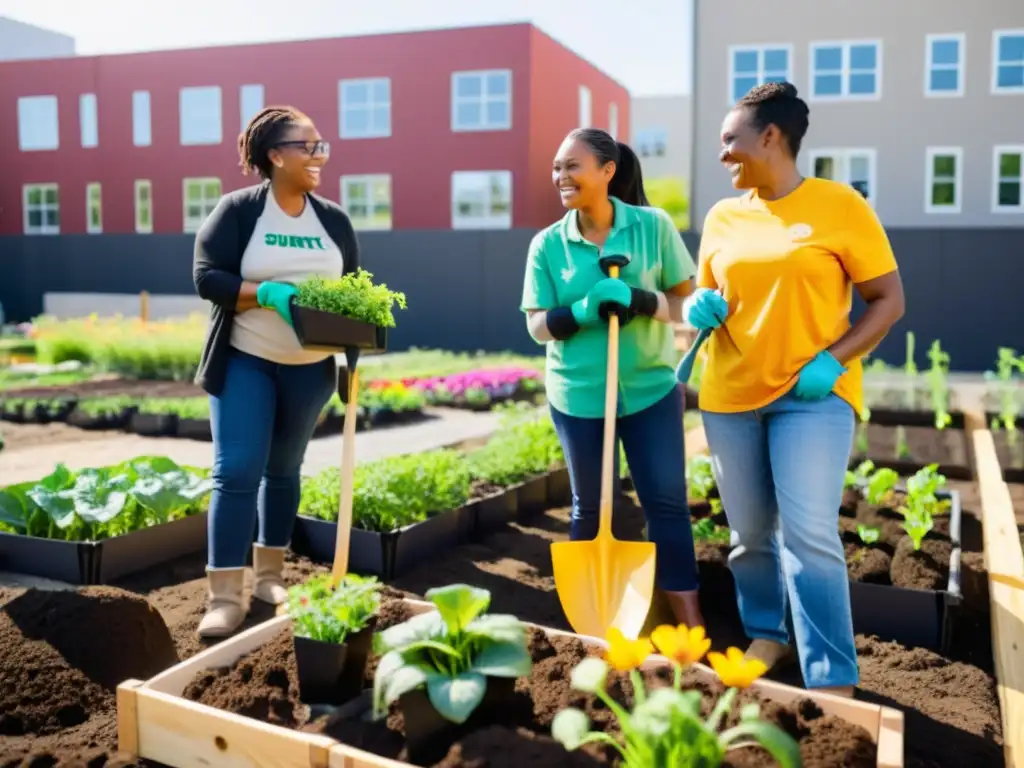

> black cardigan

[{"left": 192, "top": 182, "right": 360, "bottom": 395}]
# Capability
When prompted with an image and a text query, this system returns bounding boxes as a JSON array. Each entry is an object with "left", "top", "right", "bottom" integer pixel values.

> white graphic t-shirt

[{"left": 230, "top": 191, "right": 343, "bottom": 365}]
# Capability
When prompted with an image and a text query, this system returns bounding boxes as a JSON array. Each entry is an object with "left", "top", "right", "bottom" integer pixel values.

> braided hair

[{"left": 237, "top": 106, "right": 309, "bottom": 179}]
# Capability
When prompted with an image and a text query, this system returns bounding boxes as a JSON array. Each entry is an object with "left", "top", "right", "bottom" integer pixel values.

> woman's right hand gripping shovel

[{"left": 675, "top": 288, "right": 728, "bottom": 384}]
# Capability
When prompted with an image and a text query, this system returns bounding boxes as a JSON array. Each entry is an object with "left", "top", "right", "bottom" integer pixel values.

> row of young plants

[{"left": 286, "top": 578, "right": 800, "bottom": 766}]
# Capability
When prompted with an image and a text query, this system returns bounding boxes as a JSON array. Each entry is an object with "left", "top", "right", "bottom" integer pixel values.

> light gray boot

[
  {"left": 196, "top": 567, "right": 248, "bottom": 638},
  {"left": 252, "top": 544, "right": 289, "bottom": 605}
]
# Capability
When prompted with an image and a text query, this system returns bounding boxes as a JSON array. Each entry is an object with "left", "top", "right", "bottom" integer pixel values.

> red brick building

[{"left": 0, "top": 23, "right": 630, "bottom": 236}]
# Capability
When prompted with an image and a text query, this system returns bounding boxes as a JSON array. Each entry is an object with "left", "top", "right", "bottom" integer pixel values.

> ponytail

[{"left": 566, "top": 128, "right": 650, "bottom": 207}]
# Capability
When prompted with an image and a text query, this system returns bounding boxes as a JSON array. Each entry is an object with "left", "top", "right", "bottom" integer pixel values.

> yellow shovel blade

[
  {"left": 551, "top": 534, "right": 656, "bottom": 641},
  {"left": 991, "top": 572, "right": 1024, "bottom": 591}
]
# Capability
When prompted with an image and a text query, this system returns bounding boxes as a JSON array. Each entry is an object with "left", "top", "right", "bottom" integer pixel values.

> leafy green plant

[
  {"left": 897, "top": 464, "right": 948, "bottom": 551},
  {"left": 686, "top": 455, "right": 716, "bottom": 501},
  {"left": 856, "top": 524, "right": 881, "bottom": 545},
  {"left": 844, "top": 459, "right": 876, "bottom": 490},
  {"left": 987, "top": 348, "right": 1024, "bottom": 462},
  {"left": 287, "top": 573, "right": 381, "bottom": 644},
  {"left": 75, "top": 395, "right": 136, "bottom": 418},
  {"left": 864, "top": 466, "right": 899, "bottom": 506},
  {"left": 691, "top": 517, "right": 730, "bottom": 544},
  {"left": 466, "top": 407, "right": 563, "bottom": 487},
  {"left": 296, "top": 269, "right": 407, "bottom": 328},
  {"left": 371, "top": 584, "right": 532, "bottom": 724},
  {"left": 926, "top": 340, "right": 952, "bottom": 429},
  {"left": 0, "top": 456, "right": 211, "bottom": 540}
]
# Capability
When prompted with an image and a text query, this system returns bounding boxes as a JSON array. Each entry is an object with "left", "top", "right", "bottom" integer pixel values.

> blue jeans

[
  {"left": 550, "top": 386, "right": 698, "bottom": 592},
  {"left": 207, "top": 349, "right": 335, "bottom": 568},
  {"left": 701, "top": 392, "right": 857, "bottom": 688}
]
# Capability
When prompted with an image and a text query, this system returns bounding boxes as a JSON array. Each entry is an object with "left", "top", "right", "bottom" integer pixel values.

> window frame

[
  {"left": 23, "top": 183, "right": 60, "bottom": 235},
  {"left": 634, "top": 127, "right": 667, "bottom": 158},
  {"left": 992, "top": 144, "right": 1024, "bottom": 213},
  {"left": 17, "top": 95, "right": 59, "bottom": 152},
  {"left": 133, "top": 90, "right": 152, "bottom": 147},
  {"left": 135, "top": 180, "right": 153, "bottom": 234},
  {"left": 80, "top": 93, "right": 99, "bottom": 148},
  {"left": 726, "top": 43, "right": 793, "bottom": 105},
  {"left": 924, "top": 33, "right": 966, "bottom": 98},
  {"left": 86, "top": 182, "right": 103, "bottom": 234},
  {"left": 992, "top": 29, "right": 1024, "bottom": 95},
  {"left": 340, "top": 174, "right": 393, "bottom": 231},
  {"left": 808, "top": 39, "right": 884, "bottom": 101},
  {"left": 179, "top": 86, "right": 223, "bottom": 146},
  {"left": 924, "top": 146, "right": 963, "bottom": 214},
  {"left": 578, "top": 85, "right": 592, "bottom": 129},
  {"left": 182, "top": 177, "right": 223, "bottom": 233},
  {"left": 450, "top": 170, "right": 513, "bottom": 230},
  {"left": 451, "top": 69, "right": 513, "bottom": 132},
  {"left": 806, "top": 147, "right": 879, "bottom": 206},
  {"left": 339, "top": 77, "right": 392, "bottom": 139}
]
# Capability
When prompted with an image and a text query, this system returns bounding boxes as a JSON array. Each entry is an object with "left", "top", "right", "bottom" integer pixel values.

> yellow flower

[
  {"left": 605, "top": 628, "right": 654, "bottom": 672},
  {"left": 707, "top": 647, "right": 767, "bottom": 689},
  {"left": 650, "top": 624, "right": 711, "bottom": 667}
]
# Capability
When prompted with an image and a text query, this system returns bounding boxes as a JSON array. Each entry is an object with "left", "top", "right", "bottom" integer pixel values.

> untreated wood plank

[
  {"left": 115, "top": 679, "right": 142, "bottom": 758},
  {"left": 970, "top": 417, "right": 1024, "bottom": 768}
]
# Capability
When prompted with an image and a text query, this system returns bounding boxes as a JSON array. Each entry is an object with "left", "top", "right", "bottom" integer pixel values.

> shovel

[
  {"left": 551, "top": 254, "right": 657, "bottom": 641},
  {"left": 331, "top": 346, "right": 361, "bottom": 586},
  {"left": 675, "top": 326, "right": 712, "bottom": 385}
]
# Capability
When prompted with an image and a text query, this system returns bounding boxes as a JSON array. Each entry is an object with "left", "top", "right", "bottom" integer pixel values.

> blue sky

[{"left": 0, "top": 0, "right": 692, "bottom": 96}]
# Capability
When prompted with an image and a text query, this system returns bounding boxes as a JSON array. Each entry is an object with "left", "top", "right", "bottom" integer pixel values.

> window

[
  {"left": 728, "top": 45, "right": 792, "bottom": 103},
  {"left": 80, "top": 93, "right": 98, "bottom": 148},
  {"left": 183, "top": 177, "right": 222, "bottom": 233},
  {"left": 925, "top": 34, "right": 965, "bottom": 97},
  {"left": 18, "top": 95, "right": 59, "bottom": 151},
  {"left": 341, "top": 175, "right": 392, "bottom": 230},
  {"left": 634, "top": 127, "right": 667, "bottom": 158},
  {"left": 993, "top": 146, "right": 1024, "bottom": 212},
  {"left": 23, "top": 184, "right": 59, "bottom": 235},
  {"left": 85, "top": 183, "right": 102, "bottom": 233},
  {"left": 339, "top": 78, "right": 391, "bottom": 139},
  {"left": 609, "top": 103, "right": 619, "bottom": 139},
  {"left": 451, "top": 70, "right": 512, "bottom": 132},
  {"left": 925, "top": 147, "right": 962, "bottom": 214},
  {"left": 993, "top": 30, "right": 1024, "bottom": 93},
  {"left": 809, "top": 40, "right": 882, "bottom": 99},
  {"left": 240, "top": 84, "right": 264, "bottom": 130},
  {"left": 133, "top": 90, "right": 151, "bottom": 147},
  {"left": 179, "top": 86, "right": 222, "bottom": 145},
  {"left": 807, "top": 149, "right": 877, "bottom": 204},
  {"left": 451, "top": 171, "right": 512, "bottom": 229},
  {"left": 135, "top": 180, "right": 153, "bottom": 233},
  {"left": 578, "top": 85, "right": 592, "bottom": 128}
]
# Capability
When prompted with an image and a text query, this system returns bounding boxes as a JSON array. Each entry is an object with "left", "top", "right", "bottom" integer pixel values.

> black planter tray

[
  {"left": 290, "top": 304, "right": 388, "bottom": 352},
  {"left": 177, "top": 418, "right": 213, "bottom": 442},
  {"left": 513, "top": 474, "right": 549, "bottom": 522},
  {"left": 67, "top": 406, "right": 137, "bottom": 431},
  {"left": 130, "top": 412, "right": 178, "bottom": 437},
  {"left": 0, "top": 512, "right": 208, "bottom": 585},
  {"left": 290, "top": 508, "right": 467, "bottom": 581},
  {"left": 847, "top": 488, "right": 963, "bottom": 653},
  {"left": 984, "top": 411, "right": 1024, "bottom": 483}
]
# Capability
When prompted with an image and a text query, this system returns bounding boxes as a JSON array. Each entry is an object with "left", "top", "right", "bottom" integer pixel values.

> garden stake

[
  {"left": 675, "top": 326, "right": 712, "bottom": 385},
  {"left": 551, "top": 254, "right": 656, "bottom": 641},
  {"left": 332, "top": 346, "right": 361, "bottom": 586}
]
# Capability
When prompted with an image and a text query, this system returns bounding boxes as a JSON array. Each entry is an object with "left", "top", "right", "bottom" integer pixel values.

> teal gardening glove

[
  {"left": 256, "top": 281, "right": 298, "bottom": 327},
  {"left": 570, "top": 278, "right": 633, "bottom": 326},
  {"left": 793, "top": 350, "right": 846, "bottom": 401},
  {"left": 683, "top": 287, "right": 728, "bottom": 330}
]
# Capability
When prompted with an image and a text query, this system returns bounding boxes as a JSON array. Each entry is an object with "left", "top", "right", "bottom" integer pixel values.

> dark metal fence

[{"left": 1, "top": 227, "right": 1021, "bottom": 372}]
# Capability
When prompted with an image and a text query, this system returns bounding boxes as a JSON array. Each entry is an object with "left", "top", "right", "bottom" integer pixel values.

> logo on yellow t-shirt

[{"left": 788, "top": 223, "right": 813, "bottom": 241}]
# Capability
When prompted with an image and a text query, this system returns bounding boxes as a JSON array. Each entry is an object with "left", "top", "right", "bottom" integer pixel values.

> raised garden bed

[
  {"left": 0, "top": 456, "right": 211, "bottom": 584},
  {"left": 849, "top": 417, "right": 973, "bottom": 481},
  {"left": 984, "top": 411, "right": 1024, "bottom": 483},
  {"left": 116, "top": 595, "right": 904, "bottom": 768}
]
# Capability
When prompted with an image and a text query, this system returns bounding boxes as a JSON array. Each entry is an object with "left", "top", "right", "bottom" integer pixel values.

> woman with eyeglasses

[{"left": 192, "top": 105, "right": 358, "bottom": 638}]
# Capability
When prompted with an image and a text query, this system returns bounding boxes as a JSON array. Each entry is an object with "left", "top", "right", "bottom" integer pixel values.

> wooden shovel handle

[
  {"left": 331, "top": 366, "right": 359, "bottom": 585},
  {"left": 598, "top": 266, "right": 621, "bottom": 538}
]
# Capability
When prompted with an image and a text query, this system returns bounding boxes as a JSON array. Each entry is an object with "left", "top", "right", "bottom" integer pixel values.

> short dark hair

[
  {"left": 736, "top": 81, "right": 810, "bottom": 158},
  {"left": 567, "top": 128, "right": 650, "bottom": 207},
  {"left": 237, "top": 106, "right": 310, "bottom": 179}
]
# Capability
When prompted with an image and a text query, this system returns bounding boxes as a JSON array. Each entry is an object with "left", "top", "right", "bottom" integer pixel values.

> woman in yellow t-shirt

[{"left": 683, "top": 82, "right": 905, "bottom": 697}]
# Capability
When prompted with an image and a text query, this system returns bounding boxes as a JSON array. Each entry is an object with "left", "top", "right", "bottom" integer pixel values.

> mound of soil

[{"left": 185, "top": 597, "right": 877, "bottom": 768}]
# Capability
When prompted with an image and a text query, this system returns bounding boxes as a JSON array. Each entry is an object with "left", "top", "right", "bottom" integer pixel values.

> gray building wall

[
  {"left": 691, "top": 0, "right": 1024, "bottom": 231},
  {"left": 630, "top": 95, "right": 692, "bottom": 184},
  {"left": 0, "top": 16, "right": 75, "bottom": 62}
]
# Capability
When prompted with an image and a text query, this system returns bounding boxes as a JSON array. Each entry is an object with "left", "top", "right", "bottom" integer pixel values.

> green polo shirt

[{"left": 520, "top": 196, "right": 696, "bottom": 419}]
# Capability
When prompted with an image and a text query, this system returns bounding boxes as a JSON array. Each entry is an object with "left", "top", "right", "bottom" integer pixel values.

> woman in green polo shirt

[{"left": 520, "top": 128, "right": 703, "bottom": 629}]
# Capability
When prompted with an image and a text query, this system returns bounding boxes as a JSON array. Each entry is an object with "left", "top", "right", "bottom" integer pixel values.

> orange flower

[
  {"left": 650, "top": 623, "right": 711, "bottom": 667},
  {"left": 605, "top": 628, "right": 654, "bottom": 672},
  {"left": 707, "top": 647, "right": 767, "bottom": 689}
]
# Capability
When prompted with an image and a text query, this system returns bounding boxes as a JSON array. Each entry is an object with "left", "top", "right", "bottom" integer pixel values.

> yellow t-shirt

[{"left": 696, "top": 178, "right": 898, "bottom": 416}]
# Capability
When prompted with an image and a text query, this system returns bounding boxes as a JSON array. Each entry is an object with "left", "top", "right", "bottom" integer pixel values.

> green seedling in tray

[{"left": 296, "top": 269, "right": 407, "bottom": 328}]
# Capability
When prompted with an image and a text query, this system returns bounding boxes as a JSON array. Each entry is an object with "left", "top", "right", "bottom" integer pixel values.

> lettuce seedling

[
  {"left": 865, "top": 467, "right": 899, "bottom": 507},
  {"left": 371, "top": 584, "right": 532, "bottom": 724},
  {"left": 844, "top": 459, "right": 876, "bottom": 491},
  {"left": 857, "top": 524, "right": 881, "bottom": 545},
  {"left": 686, "top": 455, "right": 717, "bottom": 501}
]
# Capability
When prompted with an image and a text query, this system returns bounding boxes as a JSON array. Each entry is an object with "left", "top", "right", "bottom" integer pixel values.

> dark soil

[
  {"left": 0, "top": 481, "right": 1007, "bottom": 768},
  {"left": 0, "top": 379, "right": 202, "bottom": 401},
  {"left": 991, "top": 429, "right": 1024, "bottom": 473},
  {"left": 850, "top": 424, "right": 970, "bottom": 470},
  {"left": 863, "top": 387, "right": 957, "bottom": 413},
  {"left": 184, "top": 596, "right": 877, "bottom": 768}
]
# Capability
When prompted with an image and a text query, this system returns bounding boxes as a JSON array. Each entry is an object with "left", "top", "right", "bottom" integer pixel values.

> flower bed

[
  {"left": 398, "top": 367, "right": 543, "bottom": 411},
  {"left": 0, "top": 456, "right": 211, "bottom": 583},
  {"left": 116, "top": 590, "right": 903, "bottom": 768},
  {"left": 292, "top": 406, "right": 568, "bottom": 579}
]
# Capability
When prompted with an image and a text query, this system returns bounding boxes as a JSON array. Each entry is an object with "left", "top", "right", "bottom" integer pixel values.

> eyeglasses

[{"left": 274, "top": 140, "right": 331, "bottom": 158}]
